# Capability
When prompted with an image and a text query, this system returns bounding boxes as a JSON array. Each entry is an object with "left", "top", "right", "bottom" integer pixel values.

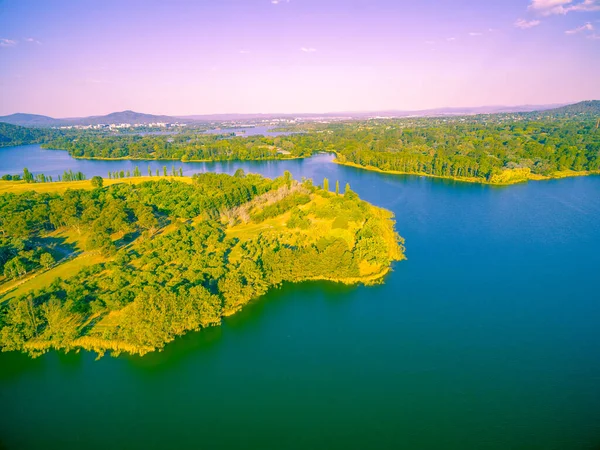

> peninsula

[{"left": 0, "top": 172, "right": 404, "bottom": 357}]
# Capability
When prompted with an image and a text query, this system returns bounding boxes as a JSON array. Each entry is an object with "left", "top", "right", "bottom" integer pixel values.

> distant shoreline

[
  {"left": 40, "top": 146, "right": 306, "bottom": 163},
  {"left": 333, "top": 157, "right": 599, "bottom": 186}
]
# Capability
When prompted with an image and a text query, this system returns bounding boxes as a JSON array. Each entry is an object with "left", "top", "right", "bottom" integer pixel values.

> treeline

[
  {"left": 302, "top": 118, "right": 600, "bottom": 181},
  {"left": 43, "top": 131, "right": 311, "bottom": 161},
  {"left": 107, "top": 165, "right": 184, "bottom": 179},
  {"left": 0, "top": 174, "right": 403, "bottom": 356},
  {"left": 0, "top": 123, "right": 61, "bottom": 148},
  {"left": 2, "top": 168, "right": 86, "bottom": 183}
]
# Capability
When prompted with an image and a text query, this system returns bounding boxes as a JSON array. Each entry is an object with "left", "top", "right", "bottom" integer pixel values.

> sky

[{"left": 0, "top": 0, "right": 599, "bottom": 116}]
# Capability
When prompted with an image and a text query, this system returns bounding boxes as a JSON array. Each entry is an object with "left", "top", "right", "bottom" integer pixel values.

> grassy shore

[
  {"left": 333, "top": 158, "right": 599, "bottom": 186},
  {"left": 0, "top": 176, "right": 192, "bottom": 194}
]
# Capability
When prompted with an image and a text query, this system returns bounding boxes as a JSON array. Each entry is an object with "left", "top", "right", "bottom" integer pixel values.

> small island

[{"left": 0, "top": 172, "right": 404, "bottom": 357}]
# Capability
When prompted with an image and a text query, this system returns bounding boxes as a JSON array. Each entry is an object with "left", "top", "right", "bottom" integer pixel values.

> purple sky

[{"left": 0, "top": 0, "right": 599, "bottom": 116}]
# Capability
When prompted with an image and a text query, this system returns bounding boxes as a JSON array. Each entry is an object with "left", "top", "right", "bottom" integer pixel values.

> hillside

[
  {"left": 532, "top": 100, "right": 600, "bottom": 117},
  {"left": 0, "top": 113, "right": 63, "bottom": 127},
  {"left": 0, "top": 122, "right": 55, "bottom": 147},
  {"left": 79, "top": 110, "right": 186, "bottom": 125}
]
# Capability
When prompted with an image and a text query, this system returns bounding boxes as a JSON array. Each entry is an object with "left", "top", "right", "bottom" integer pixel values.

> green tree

[
  {"left": 91, "top": 176, "right": 104, "bottom": 188},
  {"left": 40, "top": 252, "right": 55, "bottom": 269},
  {"left": 23, "top": 168, "right": 34, "bottom": 183},
  {"left": 4, "top": 257, "right": 27, "bottom": 279}
]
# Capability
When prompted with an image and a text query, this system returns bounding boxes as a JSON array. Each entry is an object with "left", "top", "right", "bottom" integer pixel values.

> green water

[{"left": 1, "top": 149, "right": 600, "bottom": 449}]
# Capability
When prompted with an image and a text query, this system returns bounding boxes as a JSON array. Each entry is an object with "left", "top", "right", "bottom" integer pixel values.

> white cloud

[
  {"left": 239, "top": 50, "right": 251, "bottom": 54},
  {"left": 0, "top": 38, "right": 17, "bottom": 47},
  {"left": 446, "top": 37, "right": 457, "bottom": 41},
  {"left": 300, "top": 47, "right": 317, "bottom": 52},
  {"left": 588, "top": 33, "right": 600, "bottom": 38},
  {"left": 469, "top": 32, "right": 483, "bottom": 36},
  {"left": 529, "top": 0, "right": 600, "bottom": 15},
  {"left": 271, "top": 0, "right": 290, "bottom": 4},
  {"left": 567, "top": 0, "right": 600, "bottom": 12},
  {"left": 25, "top": 37, "right": 42, "bottom": 44},
  {"left": 515, "top": 18, "right": 542, "bottom": 28},
  {"left": 425, "top": 40, "right": 435, "bottom": 45},
  {"left": 566, "top": 22, "right": 594, "bottom": 33}
]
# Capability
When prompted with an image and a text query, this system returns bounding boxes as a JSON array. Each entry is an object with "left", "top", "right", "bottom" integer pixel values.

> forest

[
  {"left": 42, "top": 131, "right": 313, "bottom": 161},
  {"left": 22, "top": 117, "right": 600, "bottom": 184},
  {"left": 327, "top": 117, "right": 600, "bottom": 183},
  {"left": 0, "top": 172, "right": 403, "bottom": 357},
  {"left": 1, "top": 101, "right": 598, "bottom": 184}
]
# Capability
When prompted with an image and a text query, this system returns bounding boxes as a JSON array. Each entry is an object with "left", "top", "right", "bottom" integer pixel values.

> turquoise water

[{"left": 1, "top": 147, "right": 600, "bottom": 449}]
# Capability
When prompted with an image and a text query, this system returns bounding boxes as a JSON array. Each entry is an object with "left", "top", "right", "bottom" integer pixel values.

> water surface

[{"left": 1, "top": 146, "right": 600, "bottom": 450}]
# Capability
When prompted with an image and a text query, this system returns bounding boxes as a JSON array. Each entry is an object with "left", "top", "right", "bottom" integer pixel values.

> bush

[{"left": 91, "top": 176, "right": 104, "bottom": 188}]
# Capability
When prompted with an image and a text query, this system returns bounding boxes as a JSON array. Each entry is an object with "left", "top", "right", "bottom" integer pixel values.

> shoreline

[
  {"left": 41, "top": 147, "right": 306, "bottom": 163},
  {"left": 333, "top": 157, "right": 599, "bottom": 186}
]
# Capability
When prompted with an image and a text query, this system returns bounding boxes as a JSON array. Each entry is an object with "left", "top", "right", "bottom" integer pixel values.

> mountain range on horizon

[{"left": 0, "top": 101, "right": 598, "bottom": 128}]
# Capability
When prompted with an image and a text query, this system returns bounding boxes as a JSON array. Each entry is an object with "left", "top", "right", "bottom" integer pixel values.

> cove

[{"left": 1, "top": 145, "right": 600, "bottom": 449}]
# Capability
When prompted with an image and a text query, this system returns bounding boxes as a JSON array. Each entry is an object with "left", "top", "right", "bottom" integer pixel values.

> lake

[{"left": 1, "top": 146, "right": 600, "bottom": 450}]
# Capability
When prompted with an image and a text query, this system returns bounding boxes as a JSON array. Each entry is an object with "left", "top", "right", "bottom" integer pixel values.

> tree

[
  {"left": 23, "top": 168, "right": 34, "bottom": 183},
  {"left": 284, "top": 170, "right": 292, "bottom": 188},
  {"left": 323, "top": 178, "right": 329, "bottom": 191},
  {"left": 91, "top": 176, "right": 104, "bottom": 188},
  {"left": 4, "top": 257, "right": 27, "bottom": 279},
  {"left": 335, "top": 180, "right": 340, "bottom": 194},
  {"left": 40, "top": 252, "right": 55, "bottom": 269}
]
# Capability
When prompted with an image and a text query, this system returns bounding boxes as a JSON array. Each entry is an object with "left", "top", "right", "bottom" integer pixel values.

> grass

[
  {"left": 0, "top": 176, "right": 192, "bottom": 194},
  {"left": 0, "top": 251, "right": 106, "bottom": 301},
  {"left": 226, "top": 195, "right": 366, "bottom": 261}
]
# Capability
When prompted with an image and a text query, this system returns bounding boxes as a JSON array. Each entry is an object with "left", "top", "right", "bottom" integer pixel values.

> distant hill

[
  {"left": 0, "top": 110, "right": 190, "bottom": 127},
  {"left": 1, "top": 102, "right": 597, "bottom": 127},
  {"left": 0, "top": 113, "right": 63, "bottom": 127},
  {"left": 178, "top": 104, "right": 565, "bottom": 121},
  {"left": 79, "top": 110, "right": 186, "bottom": 125},
  {"left": 536, "top": 100, "right": 600, "bottom": 117}
]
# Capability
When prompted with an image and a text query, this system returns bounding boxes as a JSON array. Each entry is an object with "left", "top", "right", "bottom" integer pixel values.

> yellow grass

[
  {"left": 0, "top": 252, "right": 106, "bottom": 301},
  {"left": 0, "top": 176, "right": 192, "bottom": 194}
]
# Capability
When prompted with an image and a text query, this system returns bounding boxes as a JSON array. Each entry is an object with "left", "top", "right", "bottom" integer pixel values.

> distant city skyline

[{"left": 1, "top": 0, "right": 599, "bottom": 116}]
